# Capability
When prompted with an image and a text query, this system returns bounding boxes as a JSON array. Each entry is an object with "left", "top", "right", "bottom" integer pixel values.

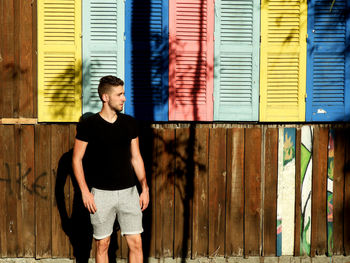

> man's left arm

[{"left": 131, "top": 137, "right": 149, "bottom": 211}]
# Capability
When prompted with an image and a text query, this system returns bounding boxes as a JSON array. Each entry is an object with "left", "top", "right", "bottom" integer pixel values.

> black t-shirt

[{"left": 76, "top": 113, "right": 139, "bottom": 190}]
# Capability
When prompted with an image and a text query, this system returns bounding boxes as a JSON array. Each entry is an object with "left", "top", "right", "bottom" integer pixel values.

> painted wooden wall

[
  {"left": 0, "top": 0, "right": 36, "bottom": 119},
  {"left": 1, "top": 0, "right": 350, "bottom": 122},
  {"left": 0, "top": 123, "right": 349, "bottom": 259}
]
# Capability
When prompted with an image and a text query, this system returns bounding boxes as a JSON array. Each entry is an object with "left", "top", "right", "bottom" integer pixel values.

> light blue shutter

[
  {"left": 213, "top": 0, "right": 260, "bottom": 121},
  {"left": 306, "top": 0, "right": 350, "bottom": 121},
  {"left": 82, "top": 0, "right": 124, "bottom": 115},
  {"left": 125, "top": 0, "right": 169, "bottom": 121}
]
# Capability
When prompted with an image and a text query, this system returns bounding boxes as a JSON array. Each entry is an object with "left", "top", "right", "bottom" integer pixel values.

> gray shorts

[{"left": 90, "top": 186, "right": 143, "bottom": 239}]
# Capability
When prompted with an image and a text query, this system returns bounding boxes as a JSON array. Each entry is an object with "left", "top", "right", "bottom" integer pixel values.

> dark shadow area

[
  {"left": 138, "top": 123, "right": 155, "bottom": 262},
  {"left": 55, "top": 150, "right": 93, "bottom": 263},
  {"left": 176, "top": 124, "right": 195, "bottom": 262},
  {"left": 126, "top": 0, "right": 169, "bottom": 121},
  {"left": 55, "top": 149, "right": 120, "bottom": 263}
]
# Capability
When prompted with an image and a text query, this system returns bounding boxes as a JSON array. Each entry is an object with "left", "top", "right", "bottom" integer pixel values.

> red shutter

[{"left": 169, "top": 0, "right": 214, "bottom": 121}]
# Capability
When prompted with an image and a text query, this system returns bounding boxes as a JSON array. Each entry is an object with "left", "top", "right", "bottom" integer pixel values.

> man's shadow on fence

[{"left": 55, "top": 149, "right": 120, "bottom": 263}]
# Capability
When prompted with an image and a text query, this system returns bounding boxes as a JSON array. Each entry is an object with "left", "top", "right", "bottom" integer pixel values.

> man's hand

[
  {"left": 139, "top": 188, "right": 149, "bottom": 211},
  {"left": 82, "top": 190, "right": 97, "bottom": 214}
]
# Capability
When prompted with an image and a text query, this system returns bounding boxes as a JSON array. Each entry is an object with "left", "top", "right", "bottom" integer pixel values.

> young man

[{"left": 72, "top": 76, "right": 149, "bottom": 263}]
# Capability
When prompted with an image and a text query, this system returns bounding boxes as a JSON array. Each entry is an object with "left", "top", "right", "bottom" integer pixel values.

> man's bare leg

[
  {"left": 96, "top": 236, "right": 111, "bottom": 263},
  {"left": 125, "top": 234, "right": 143, "bottom": 263}
]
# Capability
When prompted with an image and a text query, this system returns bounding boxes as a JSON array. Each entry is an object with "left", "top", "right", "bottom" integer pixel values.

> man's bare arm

[
  {"left": 130, "top": 137, "right": 149, "bottom": 211},
  {"left": 72, "top": 138, "right": 96, "bottom": 213}
]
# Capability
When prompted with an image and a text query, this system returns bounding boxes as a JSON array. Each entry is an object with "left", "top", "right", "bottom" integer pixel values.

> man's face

[{"left": 106, "top": 85, "right": 126, "bottom": 112}]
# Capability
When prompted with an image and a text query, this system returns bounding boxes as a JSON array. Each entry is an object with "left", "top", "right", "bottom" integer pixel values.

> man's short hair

[{"left": 98, "top": 75, "right": 124, "bottom": 101}]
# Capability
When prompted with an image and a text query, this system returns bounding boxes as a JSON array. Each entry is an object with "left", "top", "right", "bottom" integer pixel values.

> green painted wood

[
  {"left": 82, "top": 0, "right": 125, "bottom": 115},
  {"left": 214, "top": 0, "right": 260, "bottom": 121}
]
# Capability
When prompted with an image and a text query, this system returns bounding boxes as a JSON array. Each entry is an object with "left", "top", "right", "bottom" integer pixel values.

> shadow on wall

[
  {"left": 55, "top": 149, "right": 120, "bottom": 263},
  {"left": 128, "top": 0, "right": 169, "bottom": 121}
]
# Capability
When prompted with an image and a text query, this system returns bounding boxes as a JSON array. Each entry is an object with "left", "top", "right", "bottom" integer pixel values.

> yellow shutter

[
  {"left": 260, "top": 0, "right": 307, "bottom": 122},
  {"left": 38, "top": 0, "right": 82, "bottom": 122}
]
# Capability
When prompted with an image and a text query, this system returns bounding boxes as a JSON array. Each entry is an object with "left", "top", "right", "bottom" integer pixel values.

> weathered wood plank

[
  {"left": 333, "top": 128, "right": 345, "bottom": 255},
  {"left": 0, "top": 126, "right": 7, "bottom": 256},
  {"left": 344, "top": 128, "right": 350, "bottom": 255},
  {"left": 115, "top": 228, "right": 122, "bottom": 259},
  {"left": 1, "top": 0, "right": 15, "bottom": 117},
  {"left": 138, "top": 126, "right": 157, "bottom": 258},
  {"left": 0, "top": 1, "right": 3, "bottom": 117},
  {"left": 175, "top": 128, "right": 191, "bottom": 258},
  {"left": 263, "top": 128, "right": 278, "bottom": 256},
  {"left": 0, "top": 118, "right": 37, "bottom": 124},
  {"left": 244, "top": 128, "right": 262, "bottom": 256},
  {"left": 225, "top": 128, "right": 244, "bottom": 257},
  {"left": 192, "top": 127, "right": 209, "bottom": 258},
  {"left": 311, "top": 127, "right": 328, "bottom": 256},
  {"left": 51, "top": 125, "right": 70, "bottom": 257},
  {"left": 121, "top": 235, "right": 128, "bottom": 259},
  {"left": 90, "top": 239, "right": 97, "bottom": 260},
  {"left": 294, "top": 128, "right": 301, "bottom": 256},
  {"left": 161, "top": 128, "right": 175, "bottom": 258},
  {"left": 15, "top": 125, "right": 23, "bottom": 257},
  {"left": 155, "top": 128, "right": 175, "bottom": 257},
  {"left": 154, "top": 129, "right": 162, "bottom": 258},
  {"left": 35, "top": 125, "right": 52, "bottom": 258},
  {"left": 17, "top": 125, "right": 35, "bottom": 257},
  {"left": 13, "top": 0, "right": 20, "bottom": 118},
  {"left": 18, "top": 0, "right": 34, "bottom": 117},
  {"left": 2, "top": 125, "right": 20, "bottom": 257},
  {"left": 4, "top": 125, "right": 17, "bottom": 256},
  {"left": 149, "top": 128, "right": 157, "bottom": 258},
  {"left": 208, "top": 128, "right": 226, "bottom": 257}
]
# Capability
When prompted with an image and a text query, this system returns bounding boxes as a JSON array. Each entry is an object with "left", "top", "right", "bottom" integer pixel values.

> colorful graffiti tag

[
  {"left": 300, "top": 126, "right": 313, "bottom": 256},
  {"left": 277, "top": 128, "right": 296, "bottom": 256},
  {"left": 327, "top": 129, "right": 334, "bottom": 256}
]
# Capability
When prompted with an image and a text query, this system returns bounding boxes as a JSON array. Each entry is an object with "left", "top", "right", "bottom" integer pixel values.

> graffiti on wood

[{"left": 0, "top": 163, "right": 48, "bottom": 200}]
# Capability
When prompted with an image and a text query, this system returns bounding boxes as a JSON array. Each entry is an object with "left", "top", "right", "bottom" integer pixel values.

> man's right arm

[{"left": 72, "top": 138, "right": 97, "bottom": 214}]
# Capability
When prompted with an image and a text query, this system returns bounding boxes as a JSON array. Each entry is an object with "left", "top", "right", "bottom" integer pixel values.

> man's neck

[{"left": 99, "top": 106, "right": 118, "bottom": 123}]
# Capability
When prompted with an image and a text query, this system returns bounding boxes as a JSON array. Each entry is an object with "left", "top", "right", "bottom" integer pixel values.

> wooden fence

[{"left": 0, "top": 124, "right": 349, "bottom": 259}]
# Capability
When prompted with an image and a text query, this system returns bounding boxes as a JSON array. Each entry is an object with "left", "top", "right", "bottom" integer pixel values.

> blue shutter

[
  {"left": 213, "top": 0, "right": 260, "bottom": 121},
  {"left": 125, "top": 0, "right": 169, "bottom": 121},
  {"left": 306, "top": 0, "right": 350, "bottom": 121},
  {"left": 82, "top": 0, "right": 124, "bottom": 115}
]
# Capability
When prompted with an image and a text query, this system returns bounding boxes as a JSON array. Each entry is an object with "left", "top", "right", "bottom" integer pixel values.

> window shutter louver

[
  {"left": 38, "top": 0, "right": 82, "bottom": 122},
  {"left": 125, "top": 0, "right": 169, "bottom": 121},
  {"left": 260, "top": 0, "right": 307, "bottom": 122},
  {"left": 169, "top": 0, "right": 214, "bottom": 121},
  {"left": 213, "top": 0, "right": 260, "bottom": 121},
  {"left": 306, "top": 0, "right": 350, "bottom": 121},
  {"left": 82, "top": 0, "right": 124, "bottom": 115}
]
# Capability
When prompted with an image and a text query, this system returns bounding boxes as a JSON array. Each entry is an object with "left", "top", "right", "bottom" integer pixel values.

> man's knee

[
  {"left": 96, "top": 237, "right": 111, "bottom": 254},
  {"left": 126, "top": 234, "right": 142, "bottom": 253}
]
